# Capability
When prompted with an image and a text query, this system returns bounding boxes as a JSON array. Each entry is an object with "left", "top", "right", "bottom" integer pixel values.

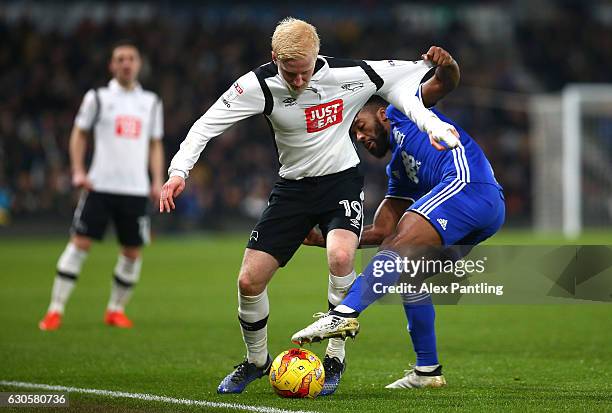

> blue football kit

[
  {"left": 339, "top": 101, "right": 505, "bottom": 369},
  {"left": 384, "top": 103, "right": 504, "bottom": 245}
]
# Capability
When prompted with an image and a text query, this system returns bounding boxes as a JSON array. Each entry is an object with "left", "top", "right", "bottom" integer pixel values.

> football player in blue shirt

[{"left": 292, "top": 76, "right": 505, "bottom": 389}]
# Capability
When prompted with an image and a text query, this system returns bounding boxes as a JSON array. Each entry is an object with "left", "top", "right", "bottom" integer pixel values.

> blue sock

[
  {"left": 403, "top": 293, "right": 438, "bottom": 367},
  {"left": 340, "top": 250, "right": 401, "bottom": 313}
]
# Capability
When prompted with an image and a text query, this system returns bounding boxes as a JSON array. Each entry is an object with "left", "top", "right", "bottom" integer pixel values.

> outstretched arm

[
  {"left": 359, "top": 197, "right": 412, "bottom": 248},
  {"left": 167, "top": 72, "right": 265, "bottom": 180},
  {"left": 420, "top": 46, "right": 460, "bottom": 108},
  {"left": 161, "top": 72, "right": 265, "bottom": 213},
  {"left": 371, "top": 58, "right": 460, "bottom": 150}
]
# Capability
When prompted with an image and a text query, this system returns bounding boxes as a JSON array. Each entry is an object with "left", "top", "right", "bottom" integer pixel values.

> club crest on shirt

[
  {"left": 223, "top": 83, "right": 247, "bottom": 108},
  {"left": 223, "top": 89, "right": 239, "bottom": 104},
  {"left": 341, "top": 81, "right": 364, "bottom": 92},
  {"left": 283, "top": 97, "right": 297, "bottom": 107},
  {"left": 305, "top": 99, "right": 343, "bottom": 133}
]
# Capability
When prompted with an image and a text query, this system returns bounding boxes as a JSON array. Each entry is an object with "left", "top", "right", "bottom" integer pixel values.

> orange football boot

[
  {"left": 104, "top": 310, "right": 134, "bottom": 328},
  {"left": 39, "top": 311, "right": 62, "bottom": 331}
]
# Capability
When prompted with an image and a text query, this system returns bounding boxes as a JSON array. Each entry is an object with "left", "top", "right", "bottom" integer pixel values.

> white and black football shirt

[
  {"left": 76, "top": 79, "right": 163, "bottom": 196},
  {"left": 169, "top": 57, "right": 432, "bottom": 180}
]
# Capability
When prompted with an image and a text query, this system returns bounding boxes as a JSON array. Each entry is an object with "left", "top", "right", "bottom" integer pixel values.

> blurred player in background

[
  {"left": 39, "top": 41, "right": 165, "bottom": 331},
  {"left": 293, "top": 74, "right": 505, "bottom": 388},
  {"left": 160, "top": 17, "right": 459, "bottom": 395}
]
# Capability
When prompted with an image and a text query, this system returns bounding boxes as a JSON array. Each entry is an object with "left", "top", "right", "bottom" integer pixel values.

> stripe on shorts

[{"left": 414, "top": 142, "right": 470, "bottom": 217}]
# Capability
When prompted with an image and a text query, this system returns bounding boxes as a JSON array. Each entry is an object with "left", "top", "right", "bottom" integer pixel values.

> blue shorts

[{"left": 409, "top": 180, "right": 505, "bottom": 246}]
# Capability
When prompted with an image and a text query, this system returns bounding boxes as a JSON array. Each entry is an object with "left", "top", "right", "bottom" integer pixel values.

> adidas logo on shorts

[{"left": 437, "top": 218, "right": 448, "bottom": 230}]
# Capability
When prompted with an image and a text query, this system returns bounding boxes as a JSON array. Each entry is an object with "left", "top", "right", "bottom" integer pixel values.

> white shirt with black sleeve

[
  {"left": 168, "top": 57, "right": 433, "bottom": 180},
  {"left": 75, "top": 79, "right": 163, "bottom": 196}
]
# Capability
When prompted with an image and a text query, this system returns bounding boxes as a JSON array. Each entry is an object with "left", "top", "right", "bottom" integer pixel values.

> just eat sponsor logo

[
  {"left": 115, "top": 115, "right": 142, "bottom": 138},
  {"left": 305, "top": 99, "right": 343, "bottom": 133}
]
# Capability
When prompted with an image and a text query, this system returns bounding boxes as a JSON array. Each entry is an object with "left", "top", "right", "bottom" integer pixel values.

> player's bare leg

[
  {"left": 381, "top": 211, "right": 441, "bottom": 254},
  {"left": 321, "top": 229, "right": 358, "bottom": 395},
  {"left": 218, "top": 248, "right": 278, "bottom": 394},
  {"left": 293, "top": 212, "right": 445, "bottom": 387},
  {"left": 326, "top": 229, "right": 359, "bottom": 349},
  {"left": 39, "top": 234, "right": 91, "bottom": 331},
  {"left": 71, "top": 234, "right": 93, "bottom": 251},
  {"left": 104, "top": 245, "right": 142, "bottom": 328}
]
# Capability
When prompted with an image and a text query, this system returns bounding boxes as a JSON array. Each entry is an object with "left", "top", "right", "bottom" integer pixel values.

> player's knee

[
  {"left": 238, "top": 271, "right": 266, "bottom": 296},
  {"left": 328, "top": 248, "right": 354, "bottom": 275},
  {"left": 121, "top": 246, "right": 141, "bottom": 260},
  {"left": 115, "top": 254, "right": 142, "bottom": 285},
  {"left": 382, "top": 232, "right": 415, "bottom": 256},
  {"left": 71, "top": 235, "right": 92, "bottom": 252},
  {"left": 57, "top": 242, "right": 89, "bottom": 276},
  {"left": 383, "top": 233, "right": 436, "bottom": 269}
]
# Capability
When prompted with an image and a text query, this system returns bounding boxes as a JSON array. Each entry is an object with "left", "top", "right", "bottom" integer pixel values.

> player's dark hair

[
  {"left": 110, "top": 39, "right": 140, "bottom": 56},
  {"left": 363, "top": 95, "right": 388, "bottom": 112}
]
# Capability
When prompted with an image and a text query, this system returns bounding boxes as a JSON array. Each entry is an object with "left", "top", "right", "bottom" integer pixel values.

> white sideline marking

[{"left": 0, "top": 380, "right": 319, "bottom": 413}]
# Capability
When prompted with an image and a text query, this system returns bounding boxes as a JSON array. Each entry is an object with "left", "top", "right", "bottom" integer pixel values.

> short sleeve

[
  {"left": 74, "top": 89, "right": 98, "bottom": 131},
  {"left": 385, "top": 173, "right": 418, "bottom": 202}
]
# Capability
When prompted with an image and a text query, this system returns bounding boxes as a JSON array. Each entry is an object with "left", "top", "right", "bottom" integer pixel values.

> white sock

[
  {"left": 48, "top": 278, "right": 76, "bottom": 314},
  {"left": 415, "top": 364, "right": 440, "bottom": 373},
  {"left": 48, "top": 243, "right": 88, "bottom": 313},
  {"left": 333, "top": 304, "right": 357, "bottom": 314},
  {"left": 107, "top": 255, "right": 142, "bottom": 312},
  {"left": 328, "top": 271, "right": 356, "bottom": 305},
  {"left": 326, "top": 271, "right": 356, "bottom": 361},
  {"left": 238, "top": 288, "right": 269, "bottom": 367}
]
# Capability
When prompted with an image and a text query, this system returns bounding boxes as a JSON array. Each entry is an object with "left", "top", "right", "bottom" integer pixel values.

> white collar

[{"left": 109, "top": 78, "right": 142, "bottom": 92}]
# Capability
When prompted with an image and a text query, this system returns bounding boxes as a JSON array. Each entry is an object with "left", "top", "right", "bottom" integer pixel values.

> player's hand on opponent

[
  {"left": 420, "top": 46, "right": 460, "bottom": 150},
  {"left": 159, "top": 176, "right": 186, "bottom": 213},
  {"left": 422, "top": 46, "right": 455, "bottom": 67},
  {"left": 429, "top": 125, "right": 460, "bottom": 151},
  {"left": 72, "top": 170, "right": 93, "bottom": 190},
  {"left": 303, "top": 228, "right": 326, "bottom": 248}
]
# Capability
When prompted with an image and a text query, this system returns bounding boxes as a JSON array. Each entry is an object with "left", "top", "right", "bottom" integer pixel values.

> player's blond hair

[{"left": 271, "top": 17, "right": 320, "bottom": 61}]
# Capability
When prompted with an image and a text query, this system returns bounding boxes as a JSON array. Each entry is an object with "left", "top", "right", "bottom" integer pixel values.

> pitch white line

[{"left": 0, "top": 380, "right": 319, "bottom": 413}]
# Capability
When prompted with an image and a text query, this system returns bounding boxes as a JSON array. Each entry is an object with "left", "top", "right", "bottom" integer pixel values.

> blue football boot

[
  {"left": 319, "top": 355, "right": 346, "bottom": 396},
  {"left": 217, "top": 356, "right": 272, "bottom": 394}
]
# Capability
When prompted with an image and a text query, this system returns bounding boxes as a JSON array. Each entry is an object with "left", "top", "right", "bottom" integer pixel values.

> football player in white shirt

[
  {"left": 39, "top": 41, "right": 165, "bottom": 331},
  {"left": 159, "top": 17, "right": 459, "bottom": 395}
]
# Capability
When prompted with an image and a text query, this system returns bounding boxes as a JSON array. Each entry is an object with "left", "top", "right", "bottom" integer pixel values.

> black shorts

[
  {"left": 71, "top": 191, "right": 150, "bottom": 247},
  {"left": 247, "top": 167, "right": 364, "bottom": 267}
]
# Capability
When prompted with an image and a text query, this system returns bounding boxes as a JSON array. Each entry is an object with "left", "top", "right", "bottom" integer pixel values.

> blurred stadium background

[
  {"left": 1, "top": 0, "right": 611, "bottom": 238},
  {"left": 2, "top": 2, "right": 612, "bottom": 411}
]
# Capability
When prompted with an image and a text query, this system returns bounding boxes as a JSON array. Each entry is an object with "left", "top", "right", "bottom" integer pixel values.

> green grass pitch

[{"left": 1, "top": 230, "right": 611, "bottom": 412}]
